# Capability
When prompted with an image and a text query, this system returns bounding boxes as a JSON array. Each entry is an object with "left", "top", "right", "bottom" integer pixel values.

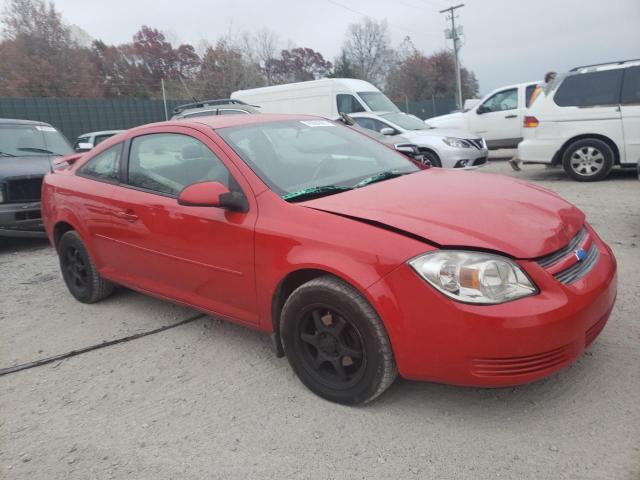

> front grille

[
  {"left": 466, "top": 138, "right": 484, "bottom": 149},
  {"left": 6, "top": 176, "right": 43, "bottom": 203},
  {"left": 471, "top": 345, "right": 570, "bottom": 377},
  {"left": 536, "top": 228, "right": 586, "bottom": 268},
  {"left": 554, "top": 243, "right": 599, "bottom": 284}
]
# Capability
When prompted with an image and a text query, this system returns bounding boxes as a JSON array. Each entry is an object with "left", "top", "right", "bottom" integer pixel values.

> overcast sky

[{"left": 8, "top": 0, "right": 640, "bottom": 95}]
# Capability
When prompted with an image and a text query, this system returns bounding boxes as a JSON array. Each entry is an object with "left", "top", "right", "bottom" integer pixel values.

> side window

[
  {"left": 354, "top": 117, "right": 392, "bottom": 133},
  {"left": 127, "top": 133, "right": 232, "bottom": 196},
  {"left": 78, "top": 143, "right": 121, "bottom": 182},
  {"left": 621, "top": 66, "right": 640, "bottom": 105},
  {"left": 337, "top": 94, "right": 366, "bottom": 114},
  {"left": 94, "top": 134, "right": 113, "bottom": 146},
  {"left": 554, "top": 70, "right": 623, "bottom": 107},
  {"left": 525, "top": 84, "right": 538, "bottom": 107},
  {"left": 480, "top": 88, "right": 518, "bottom": 112}
]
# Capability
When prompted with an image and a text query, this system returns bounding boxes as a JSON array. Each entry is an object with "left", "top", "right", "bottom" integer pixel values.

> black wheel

[
  {"left": 421, "top": 150, "right": 442, "bottom": 167},
  {"left": 562, "top": 138, "right": 614, "bottom": 182},
  {"left": 58, "top": 230, "right": 114, "bottom": 303},
  {"left": 280, "top": 276, "right": 397, "bottom": 404}
]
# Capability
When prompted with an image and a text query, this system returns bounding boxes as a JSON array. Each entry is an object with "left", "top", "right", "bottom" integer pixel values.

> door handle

[
  {"left": 505, "top": 114, "right": 518, "bottom": 119},
  {"left": 117, "top": 210, "right": 138, "bottom": 222}
]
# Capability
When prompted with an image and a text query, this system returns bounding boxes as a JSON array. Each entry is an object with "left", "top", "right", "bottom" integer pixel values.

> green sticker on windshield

[{"left": 300, "top": 120, "right": 335, "bottom": 127}]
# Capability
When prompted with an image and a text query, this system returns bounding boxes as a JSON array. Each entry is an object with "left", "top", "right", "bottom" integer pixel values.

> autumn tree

[
  {"left": 0, "top": 0, "right": 100, "bottom": 97},
  {"left": 266, "top": 47, "right": 332, "bottom": 84}
]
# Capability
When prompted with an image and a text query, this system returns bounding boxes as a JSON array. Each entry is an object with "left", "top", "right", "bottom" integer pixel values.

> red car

[{"left": 42, "top": 114, "right": 617, "bottom": 404}]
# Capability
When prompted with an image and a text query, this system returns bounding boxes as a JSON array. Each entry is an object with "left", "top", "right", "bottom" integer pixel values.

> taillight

[{"left": 523, "top": 116, "right": 539, "bottom": 128}]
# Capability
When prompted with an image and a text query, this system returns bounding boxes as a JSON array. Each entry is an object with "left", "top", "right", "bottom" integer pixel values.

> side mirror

[
  {"left": 178, "top": 181, "right": 248, "bottom": 212},
  {"left": 380, "top": 127, "right": 395, "bottom": 136},
  {"left": 75, "top": 142, "right": 93, "bottom": 152},
  {"left": 476, "top": 105, "right": 488, "bottom": 115}
]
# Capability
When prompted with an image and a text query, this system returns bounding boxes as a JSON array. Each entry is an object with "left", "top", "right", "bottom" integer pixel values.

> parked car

[
  {"left": 427, "top": 81, "right": 539, "bottom": 149},
  {"left": 335, "top": 113, "right": 425, "bottom": 164},
  {"left": 518, "top": 59, "right": 640, "bottom": 181},
  {"left": 171, "top": 99, "right": 260, "bottom": 120},
  {"left": 346, "top": 111, "right": 488, "bottom": 168},
  {"left": 0, "top": 119, "right": 73, "bottom": 237},
  {"left": 42, "top": 114, "right": 617, "bottom": 404},
  {"left": 231, "top": 78, "right": 400, "bottom": 118},
  {"left": 74, "top": 130, "right": 123, "bottom": 152}
]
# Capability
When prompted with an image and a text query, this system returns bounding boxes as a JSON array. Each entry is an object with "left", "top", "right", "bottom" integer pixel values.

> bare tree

[
  {"left": 253, "top": 28, "right": 279, "bottom": 84},
  {"left": 342, "top": 18, "right": 393, "bottom": 86}
]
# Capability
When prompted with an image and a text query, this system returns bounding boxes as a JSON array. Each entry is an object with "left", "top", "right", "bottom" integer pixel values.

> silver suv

[{"left": 171, "top": 99, "right": 260, "bottom": 120}]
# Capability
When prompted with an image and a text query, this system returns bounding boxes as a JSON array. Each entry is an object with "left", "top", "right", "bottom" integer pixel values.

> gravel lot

[{"left": 1, "top": 161, "right": 639, "bottom": 479}]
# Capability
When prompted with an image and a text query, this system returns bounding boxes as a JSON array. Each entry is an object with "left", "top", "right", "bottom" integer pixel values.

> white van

[
  {"left": 518, "top": 59, "right": 640, "bottom": 181},
  {"left": 231, "top": 78, "right": 400, "bottom": 118}
]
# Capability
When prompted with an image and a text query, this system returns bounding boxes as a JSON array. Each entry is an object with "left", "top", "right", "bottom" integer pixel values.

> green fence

[
  {"left": 0, "top": 97, "right": 189, "bottom": 142},
  {"left": 393, "top": 97, "right": 458, "bottom": 119}
]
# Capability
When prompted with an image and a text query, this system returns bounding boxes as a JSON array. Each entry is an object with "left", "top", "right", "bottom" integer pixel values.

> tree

[
  {"left": 0, "top": 0, "right": 100, "bottom": 97},
  {"left": 197, "top": 38, "right": 263, "bottom": 99},
  {"left": 329, "top": 51, "right": 359, "bottom": 78},
  {"left": 267, "top": 47, "right": 332, "bottom": 84},
  {"left": 342, "top": 18, "right": 393, "bottom": 86},
  {"left": 386, "top": 49, "right": 479, "bottom": 103}
]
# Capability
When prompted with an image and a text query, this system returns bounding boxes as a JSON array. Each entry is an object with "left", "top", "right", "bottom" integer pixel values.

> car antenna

[{"left": 178, "top": 75, "right": 198, "bottom": 103}]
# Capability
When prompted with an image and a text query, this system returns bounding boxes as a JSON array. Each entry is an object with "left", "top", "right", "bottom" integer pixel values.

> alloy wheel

[
  {"left": 63, "top": 246, "right": 88, "bottom": 290},
  {"left": 570, "top": 146, "right": 605, "bottom": 176}
]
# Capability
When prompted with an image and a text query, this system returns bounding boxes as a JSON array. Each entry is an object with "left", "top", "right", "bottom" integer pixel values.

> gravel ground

[{"left": 1, "top": 161, "right": 639, "bottom": 479}]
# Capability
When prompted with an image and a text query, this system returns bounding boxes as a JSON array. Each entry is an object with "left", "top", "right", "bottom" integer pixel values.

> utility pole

[{"left": 440, "top": 3, "right": 464, "bottom": 111}]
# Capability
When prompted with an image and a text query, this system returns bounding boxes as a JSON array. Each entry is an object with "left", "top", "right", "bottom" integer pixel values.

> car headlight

[
  {"left": 442, "top": 137, "right": 471, "bottom": 148},
  {"left": 409, "top": 251, "right": 538, "bottom": 304}
]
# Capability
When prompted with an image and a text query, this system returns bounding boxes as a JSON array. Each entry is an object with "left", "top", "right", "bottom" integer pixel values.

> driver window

[
  {"left": 480, "top": 88, "right": 518, "bottom": 112},
  {"left": 354, "top": 117, "right": 392, "bottom": 133},
  {"left": 127, "top": 133, "right": 232, "bottom": 196},
  {"left": 337, "top": 94, "right": 366, "bottom": 114}
]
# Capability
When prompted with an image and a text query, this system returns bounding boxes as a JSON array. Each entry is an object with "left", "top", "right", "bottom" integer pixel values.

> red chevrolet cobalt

[{"left": 42, "top": 115, "right": 617, "bottom": 404}]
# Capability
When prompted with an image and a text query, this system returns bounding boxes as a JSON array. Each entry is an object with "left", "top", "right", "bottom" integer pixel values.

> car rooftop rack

[
  {"left": 570, "top": 58, "right": 640, "bottom": 72},
  {"left": 173, "top": 98, "right": 253, "bottom": 114}
]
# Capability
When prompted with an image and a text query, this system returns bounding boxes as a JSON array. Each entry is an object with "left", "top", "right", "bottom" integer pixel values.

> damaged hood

[{"left": 300, "top": 169, "right": 584, "bottom": 259}]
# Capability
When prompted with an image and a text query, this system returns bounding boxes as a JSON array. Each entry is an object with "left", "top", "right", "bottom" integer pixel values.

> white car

[
  {"left": 518, "top": 59, "right": 640, "bottom": 181},
  {"left": 427, "top": 81, "right": 539, "bottom": 149},
  {"left": 348, "top": 111, "right": 488, "bottom": 169},
  {"left": 73, "top": 130, "right": 123, "bottom": 152}
]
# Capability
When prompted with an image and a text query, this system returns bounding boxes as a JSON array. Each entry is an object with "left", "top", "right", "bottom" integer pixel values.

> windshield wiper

[
  {"left": 0, "top": 151, "right": 16, "bottom": 157},
  {"left": 16, "top": 147, "right": 62, "bottom": 155},
  {"left": 354, "top": 170, "right": 408, "bottom": 188},
  {"left": 283, "top": 185, "right": 352, "bottom": 201}
]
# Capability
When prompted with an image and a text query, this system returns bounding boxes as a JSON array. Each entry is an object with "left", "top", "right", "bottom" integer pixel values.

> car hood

[
  {"left": 0, "top": 155, "right": 54, "bottom": 181},
  {"left": 300, "top": 169, "right": 584, "bottom": 259},
  {"left": 401, "top": 128, "right": 481, "bottom": 141},
  {"left": 425, "top": 111, "right": 465, "bottom": 128}
]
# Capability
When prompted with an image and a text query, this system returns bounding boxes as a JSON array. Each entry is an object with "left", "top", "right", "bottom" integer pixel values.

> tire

[
  {"left": 280, "top": 275, "right": 397, "bottom": 404},
  {"left": 562, "top": 138, "right": 614, "bottom": 182},
  {"left": 58, "top": 230, "right": 114, "bottom": 303},
  {"left": 421, "top": 150, "right": 442, "bottom": 168}
]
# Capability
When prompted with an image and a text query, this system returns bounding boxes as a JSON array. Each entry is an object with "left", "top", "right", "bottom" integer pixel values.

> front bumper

[
  {"left": 438, "top": 146, "right": 489, "bottom": 170},
  {"left": 0, "top": 201, "right": 46, "bottom": 237},
  {"left": 367, "top": 226, "right": 617, "bottom": 386}
]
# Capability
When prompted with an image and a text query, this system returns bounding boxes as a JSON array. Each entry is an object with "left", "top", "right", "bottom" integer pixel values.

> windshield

[
  {"left": 380, "top": 113, "right": 427, "bottom": 131},
  {"left": 217, "top": 120, "right": 420, "bottom": 199},
  {"left": 357, "top": 91, "right": 400, "bottom": 112},
  {"left": 0, "top": 124, "right": 73, "bottom": 156}
]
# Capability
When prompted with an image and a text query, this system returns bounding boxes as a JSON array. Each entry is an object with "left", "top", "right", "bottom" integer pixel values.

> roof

[
  {"left": 570, "top": 58, "right": 640, "bottom": 73},
  {"left": 232, "top": 78, "right": 380, "bottom": 96},
  {"left": 130, "top": 113, "right": 324, "bottom": 134},
  {"left": 173, "top": 98, "right": 253, "bottom": 114},
  {"left": 77, "top": 130, "right": 123, "bottom": 137},
  {"left": 0, "top": 118, "right": 52, "bottom": 127}
]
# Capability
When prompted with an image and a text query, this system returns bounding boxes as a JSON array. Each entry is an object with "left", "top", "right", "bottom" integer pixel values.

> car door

[
  {"left": 469, "top": 87, "right": 521, "bottom": 148},
  {"left": 620, "top": 66, "right": 640, "bottom": 165},
  {"left": 107, "top": 126, "right": 259, "bottom": 325}
]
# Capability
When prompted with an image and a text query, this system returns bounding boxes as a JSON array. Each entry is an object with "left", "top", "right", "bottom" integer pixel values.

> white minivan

[
  {"left": 231, "top": 78, "right": 400, "bottom": 118},
  {"left": 518, "top": 59, "right": 640, "bottom": 181}
]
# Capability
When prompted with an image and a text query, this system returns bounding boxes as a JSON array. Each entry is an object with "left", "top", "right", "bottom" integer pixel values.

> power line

[{"left": 439, "top": 3, "right": 464, "bottom": 110}]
